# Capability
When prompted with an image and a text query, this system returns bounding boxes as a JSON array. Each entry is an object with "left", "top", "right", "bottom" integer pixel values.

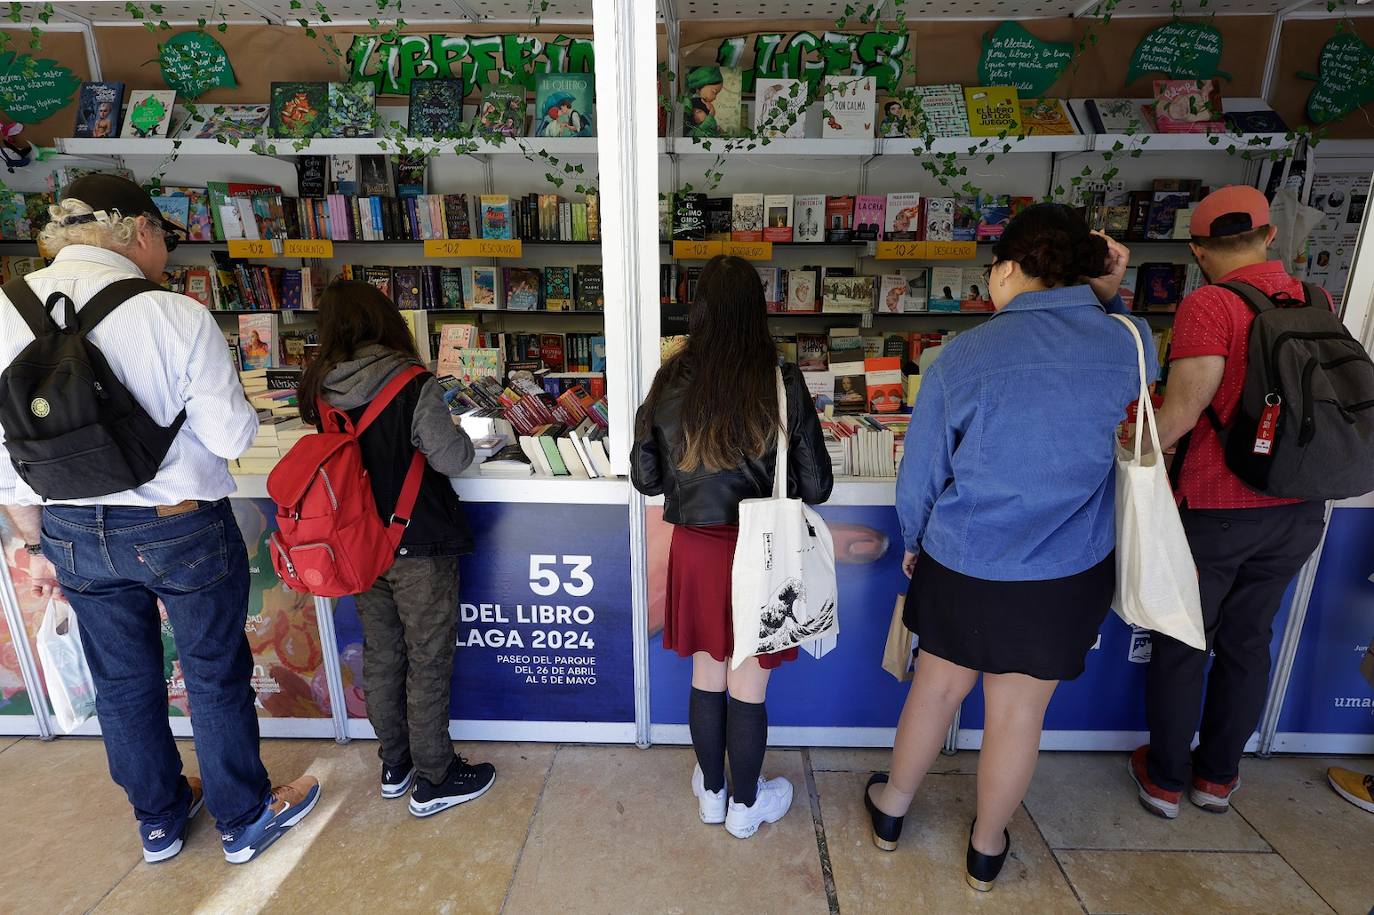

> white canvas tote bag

[
  {"left": 1110, "top": 314, "right": 1207, "bottom": 651},
  {"left": 730, "top": 369, "right": 839, "bottom": 668}
]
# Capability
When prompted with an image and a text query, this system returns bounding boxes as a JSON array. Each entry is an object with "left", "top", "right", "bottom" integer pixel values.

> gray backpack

[{"left": 1210, "top": 280, "right": 1374, "bottom": 501}]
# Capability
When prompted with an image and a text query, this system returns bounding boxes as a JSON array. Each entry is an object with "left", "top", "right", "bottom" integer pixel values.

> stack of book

[{"left": 231, "top": 414, "right": 310, "bottom": 476}]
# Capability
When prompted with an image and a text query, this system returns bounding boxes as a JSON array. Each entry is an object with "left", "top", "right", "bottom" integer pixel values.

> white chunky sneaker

[
  {"left": 724, "top": 776, "right": 793, "bottom": 839},
  {"left": 691, "top": 764, "right": 727, "bottom": 824}
]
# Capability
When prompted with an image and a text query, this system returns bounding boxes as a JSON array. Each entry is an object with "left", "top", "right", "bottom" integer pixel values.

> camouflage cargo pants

[{"left": 355, "top": 555, "right": 461, "bottom": 783}]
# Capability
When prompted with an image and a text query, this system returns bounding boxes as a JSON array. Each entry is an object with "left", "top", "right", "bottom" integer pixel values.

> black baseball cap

[{"left": 61, "top": 173, "right": 183, "bottom": 240}]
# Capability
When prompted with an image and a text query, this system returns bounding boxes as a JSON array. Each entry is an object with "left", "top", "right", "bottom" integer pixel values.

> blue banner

[{"left": 333, "top": 501, "right": 635, "bottom": 724}]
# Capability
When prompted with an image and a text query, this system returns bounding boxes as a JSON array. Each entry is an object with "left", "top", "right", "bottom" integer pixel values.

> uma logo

[
  {"left": 29, "top": 397, "right": 49, "bottom": 418},
  {"left": 1333, "top": 696, "right": 1373, "bottom": 708},
  {"left": 1128, "top": 628, "right": 1153, "bottom": 664}
]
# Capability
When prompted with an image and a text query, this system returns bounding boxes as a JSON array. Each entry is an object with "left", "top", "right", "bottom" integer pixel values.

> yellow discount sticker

[
  {"left": 226, "top": 239, "right": 274, "bottom": 258},
  {"left": 424, "top": 238, "right": 524, "bottom": 258},
  {"left": 723, "top": 240, "right": 773, "bottom": 260},
  {"left": 874, "top": 240, "right": 928, "bottom": 260},
  {"left": 672, "top": 240, "right": 724, "bottom": 259},
  {"left": 283, "top": 239, "right": 334, "bottom": 258},
  {"left": 926, "top": 241, "right": 978, "bottom": 260}
]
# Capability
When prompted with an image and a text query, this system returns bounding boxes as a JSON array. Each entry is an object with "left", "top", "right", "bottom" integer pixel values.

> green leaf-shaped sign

[
  {"left": 1302, "top": 33, "right": 1374, "bottom": 125},
  {"left": 0, "top": 51, "right": 80, "bottom": 124},
  {"left": 159, "top": 31, "right": 237, "bottom": 100},
  {"left": 978, "top": 22, "right": 1073, "bottom": 98},
  {"left": 1126, "top": 22, "right": 1231, "bottom": 86}
]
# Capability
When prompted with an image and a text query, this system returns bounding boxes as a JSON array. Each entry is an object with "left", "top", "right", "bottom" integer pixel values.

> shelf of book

[
  {"left": 54, "top": 137, "right": 604, "bottom": 159},
  {"left": 208, "top": 308, "right": 605, "bottom": 318},
  {"left": 665, "top": 134, "right": 1306, "bottom": 159},
  {"left": 228, "top": 472, "right": 630, "bottom": 505}
]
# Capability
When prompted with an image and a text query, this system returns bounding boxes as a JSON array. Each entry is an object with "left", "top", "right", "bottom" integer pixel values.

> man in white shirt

[{"left": 0, "top": 174, "right": 319, "bottom": 866}]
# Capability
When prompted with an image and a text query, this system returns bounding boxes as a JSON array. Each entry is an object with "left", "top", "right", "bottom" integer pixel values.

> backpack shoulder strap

[
  {"left": 355, "top": 364, "right": 428, "bottom": 436},
  {"left": 1300, "top": 281, "right": 1330, "bottom": 312},
  {"left": 75, "top": 277, "right": 164, "bottom": 336},
  {"left": 1216, "top": 280, "right": 1277, "bottom": 315},
  {"left": 3, "top": 276, "right": 58, "bottom": 338}
]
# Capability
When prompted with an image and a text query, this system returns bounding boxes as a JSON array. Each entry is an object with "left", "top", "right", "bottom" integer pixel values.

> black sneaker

[
  {"left": 382, "top": 753, "right": 417, "bottom": 800},
  {"left": 408, "top": 756, "right": 496, "bottom": 818}
]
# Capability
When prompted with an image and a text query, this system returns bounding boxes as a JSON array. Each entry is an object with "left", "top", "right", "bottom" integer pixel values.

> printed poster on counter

[
  {"left": 332, "top": 502, "right": 634, "bottom": 725},
  {"left": 0, "top": 500, "right": 330, "bottom": 724}
]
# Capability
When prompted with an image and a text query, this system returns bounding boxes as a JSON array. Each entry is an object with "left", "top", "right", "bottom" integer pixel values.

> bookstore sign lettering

[
  {"left": 1300, "top": 33, "right": 1374, "bottom": 125},
  {"left": 1126, "top": 22, "right": 1230, "bottom": 86},
  {"left": 978, "top": 22, "right": 1072, "bottom": 97},
  {"left": 709, "top": 31, "right": 910, "bottom": 94},
  {"left": 346, "top": 32, "right": 595, "bottom": 97}
]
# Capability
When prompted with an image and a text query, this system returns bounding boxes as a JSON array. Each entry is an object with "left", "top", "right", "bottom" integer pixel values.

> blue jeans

[{"left": 41, "top": 498, "right": 271, "bottom": 833}]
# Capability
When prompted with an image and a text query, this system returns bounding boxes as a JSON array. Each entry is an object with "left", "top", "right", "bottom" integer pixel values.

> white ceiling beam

[{"left": 235, "top": 0, "right": 286, "bottom": 25}]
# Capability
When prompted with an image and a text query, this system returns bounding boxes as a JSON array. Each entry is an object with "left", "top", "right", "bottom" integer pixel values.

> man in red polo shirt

[{"left": 1129, "top": 185, "right": 1329, "bottom": 819}]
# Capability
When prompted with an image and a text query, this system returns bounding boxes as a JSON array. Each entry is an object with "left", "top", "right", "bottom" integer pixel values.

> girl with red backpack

[{"left": 297, "top": 280, "right": 495, "bottom": 817}]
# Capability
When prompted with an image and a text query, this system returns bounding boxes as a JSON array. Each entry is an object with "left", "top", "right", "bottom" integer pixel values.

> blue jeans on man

[{"left": 41, "top": 499, "right": 271, "bottom": 835}]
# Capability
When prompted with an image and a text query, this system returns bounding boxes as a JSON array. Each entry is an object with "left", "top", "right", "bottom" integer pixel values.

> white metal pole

[
  {"left": 313, "top": 597, "right": 351, "bottom": 744},
  {"left": 0, "top": 554, "right": 52, "bottom": 739},
  {"left": 594, "top": 0, "right": 659, "bottom": 748}
]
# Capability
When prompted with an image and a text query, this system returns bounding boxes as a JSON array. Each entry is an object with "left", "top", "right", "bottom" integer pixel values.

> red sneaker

[
  {"left": 1129, "top": 746, "right": 1180, "bottom": 819},
  {"left": 1190, "top": 774, "right": 1239, "bottom": 813}
]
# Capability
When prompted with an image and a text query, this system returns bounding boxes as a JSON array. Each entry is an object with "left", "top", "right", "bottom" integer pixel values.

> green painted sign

[
  {"left": 159, "top": 31, "right": 238, "bottom": 100},
  {"left": 978, "top": 22, "right": 1073, "bottom": 98},
  {"left": 0, "top": 52, "right": 79, "bottom": 124},
  {"left": 1301, "top": 33, "right": 1374, "bottom": 125},
  {"left": 348, "top": 32, "right": 594, "bottom": 97},
  {"left": 1126, "top": 21, "right": 1230, "bottom": 86}
]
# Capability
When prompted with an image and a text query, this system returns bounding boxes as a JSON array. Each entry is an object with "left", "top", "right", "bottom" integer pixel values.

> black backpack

[
  {"left": 1200, "top": 280, "right": 1374, "bottom": 501},
  {"left": 0, "top": 276, "right": 186, "bottom": 500}
]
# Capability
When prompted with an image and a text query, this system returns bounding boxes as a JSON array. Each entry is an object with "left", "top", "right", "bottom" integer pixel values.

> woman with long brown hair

[
  {"left": 632, "top": 255, "right": 833, "bottom": 839},
  {"left": 299, "top": 280, "right": 495, "bottom": 818}
]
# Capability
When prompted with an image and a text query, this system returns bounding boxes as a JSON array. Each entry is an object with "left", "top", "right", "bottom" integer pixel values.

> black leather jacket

[{"left": 631, "top": 362, "right": 833, "bottom": 525}]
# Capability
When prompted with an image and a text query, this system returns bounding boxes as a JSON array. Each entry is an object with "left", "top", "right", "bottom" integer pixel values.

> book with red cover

[
  {"left": 540, "top": 334, "right": 566, "bottom": 373},
  {"left": 825, "top": 195, "right": 855, "bottom": 242}
]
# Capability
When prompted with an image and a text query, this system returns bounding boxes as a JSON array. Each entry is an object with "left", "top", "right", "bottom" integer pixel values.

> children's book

[
  {"left": 533, "top": 72, "right": 595, "bottom": 138},
  {"left": 878, "top": 96, "right": 918, "bottom": 137},
  {"left": 1152, "top": 79, "right": 1224, "bottom": 133},
  {"left": 479, "top": 194, "right": 513, "bottom": 240},
  {"left": 177, "top": 103, "right": 269, "bottom": 139},
  {"left": 408, "top": 79, "right": 466, "bottom": 138},
  {"left": 964, "top": 86, "right": 1022, "bottom": 136},
  {"left": 912, "top": 84, "right": 969, "bottom": 137},
  {"left": 73, "top": 82, "right": 125, "bottom": 138},
  {"left": 754, "top": 78, "right": 807, "bottom": 138},
  {"left": 121, "top": 90, "right": 176, "bottom": 139},
  {"left": 822, "top": 76, "right": 875, "bottom": 139},
  {"left": 1018, "top": 98, "right": 1077, "bottom": 136},
  {"left": 151, "top": 194, "right": 191, "bottom": 235},
  {"left": 682, "top": 65, "right": 744, "bottom": 138},
  {"left": 327, "top": 82, "right": 376, "bottom": 137},
  {"left": 160, "top": 186, "right": 213, "bottom": 241},
  {"left": 270, "top": 82, "right": 328, "bottom": 138},
  {"left": 238, "top": 313, "right": 277, "bottom": 370},
  {"left": 472, "top": 81, "right": 527, "bottom": 137}
]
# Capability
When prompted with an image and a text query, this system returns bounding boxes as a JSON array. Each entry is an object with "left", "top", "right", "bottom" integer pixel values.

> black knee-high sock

[
  {"left": 688, "top": 687, "right": 728, "bottom": 793},
  {"left": 727, "top": 696, "right": 768, "bottom": 807}
]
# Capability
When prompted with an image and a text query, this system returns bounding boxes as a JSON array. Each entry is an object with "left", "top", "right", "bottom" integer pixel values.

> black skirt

[{"left": 904, "top": 550, "right": 1115, "bottom": 681}]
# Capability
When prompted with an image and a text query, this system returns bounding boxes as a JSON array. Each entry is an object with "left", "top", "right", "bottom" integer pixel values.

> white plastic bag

[
  {"left": 1110, "top": 315, "right": 1207, "bottom": 651},
  {"left": 36, "top": 599, "right": 97, "bottom": 732},
  {"left": 731, "top": 369, "right": 839, "bottom": 668}
]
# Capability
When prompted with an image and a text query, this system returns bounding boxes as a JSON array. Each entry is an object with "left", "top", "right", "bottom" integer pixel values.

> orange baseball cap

[{"left": 1190, "top": 184, "right": 1270, "bottom": 238}]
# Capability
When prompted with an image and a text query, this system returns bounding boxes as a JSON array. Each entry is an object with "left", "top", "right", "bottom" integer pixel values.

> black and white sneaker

[
  {"left": 408, "top": 756, "right": 496, "bottom": 818},
  {"left": 382, "top": 754, "right": 417, "bottom": 799}
]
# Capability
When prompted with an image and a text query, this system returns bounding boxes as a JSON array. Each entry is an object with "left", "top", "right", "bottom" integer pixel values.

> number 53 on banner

[{"left": 530, "top": 555, "right": 594, "bottom": 597}]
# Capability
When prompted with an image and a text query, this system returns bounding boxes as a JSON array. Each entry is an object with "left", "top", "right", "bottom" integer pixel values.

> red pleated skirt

[{"left": 663, "top": 524, "right": 799, "bottom": 670}]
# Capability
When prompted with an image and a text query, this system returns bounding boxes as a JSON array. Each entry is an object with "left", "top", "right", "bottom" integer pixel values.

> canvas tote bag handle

[
  {"left": 1111, "top": 315, "right": 1162, "bottom": 464},
  {"left": 772, "top": 368, "right": 789, "bottom": 499}
]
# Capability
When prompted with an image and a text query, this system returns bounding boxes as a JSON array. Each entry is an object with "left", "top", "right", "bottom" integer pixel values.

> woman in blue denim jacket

[{"left": 864, "top": 204, "right": 1158, "bottom": 890}]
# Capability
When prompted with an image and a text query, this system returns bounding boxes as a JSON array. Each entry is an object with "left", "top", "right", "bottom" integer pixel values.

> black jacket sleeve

[
  {"left": 783, "top": 364, "right": 834, "bottom": 504},
  {"left": 630, "top": 401, "right": 665, "bottom": 496}
]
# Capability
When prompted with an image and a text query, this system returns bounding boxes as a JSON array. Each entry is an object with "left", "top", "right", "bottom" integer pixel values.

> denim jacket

[{"left": 896, "top": 284, "right": 1158, "bottom": 581}]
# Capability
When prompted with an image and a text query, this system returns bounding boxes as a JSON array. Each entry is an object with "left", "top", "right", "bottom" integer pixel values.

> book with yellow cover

[
  {"left": 1018, "top": 98, "right": 1076, "bottom": 136},
  {"left": 964, "top": 86, "right": 1022, "bottom": 136}
]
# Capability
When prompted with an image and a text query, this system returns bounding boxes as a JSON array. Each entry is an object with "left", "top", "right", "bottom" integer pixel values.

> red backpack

[{"left": 267, "top": 365, "right": 427, "bottom": 597}]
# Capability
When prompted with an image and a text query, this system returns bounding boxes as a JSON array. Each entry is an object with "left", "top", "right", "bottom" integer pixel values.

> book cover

[
  {"left": 393, "top": 267, "right": 422, "bottom": 310},
  {"left": 822, "top": 75, "right": 875, "bottom": 139},
  {"left": 1138, "top": 262, "right": 1184, "bottom": 310},
  {"left": 440, "top": 267, "right": 464, "bottom": 308},
  {"left": 865, "top": 357, "right": 904, "bottom": 414},
  {"left": 543, "top": 266, "right": 573, "bottom": 311},
  {"left": 296, "top": 155, "right": 328, "bottom": 199},
  {"left": 120, "top": 89, "right": 176, "bottom": 139},
  {"left": 472, "top": 81, "right": 526, "bottom": 137},
  {"left": 479, "top": 194, "right": 513, "bottom": 239},
  {"left": 853, "top": 195, "right": 886, "bottom": 242},
  {"left": 794, "top": 194, "right": 825, "bottom": 243},
  {"left": 899, "top": 268, "right": 929, "bottom": 312},
  {"left": 797, "top": 333, "right": 829, "bottom": 371},
  {"left": 832, "top": 362, "right": 868, "bottom": 415},
  {"left": 1153, "top": 79, "right": 1223, "bottom": 134},
  {"left": 762, "top": 194, "right": 793, "bottom": 242},
  {"left": 540, "top": 333, "right": 567, "bottom": 372},
  {"left": 658, "top": 193, "right": 673, "bottom": 241},
  {"left": 151, "top": 194, "right": 191, "bottom": 235},
  {"left": 505, "top": 266, "right": 541, "bottom": 310},
  {"left": 1085, "top": 97, "right": 1152, "bottom": 134},
  {"left": 1018, "top": 98, "right": 1076, "bottom": 136},
  {"left": 1224, "top": 109, "right": 1289, "bottom": 134},
  {"left": 913, "top": 84, "right": 970, "bottom": 137},
  {"left": 703, "top": 196, "right": 732, "bottom": 241},
  {"left": 1147, "top": 191, "right": 1192, "bottom": 240},
  {"left": 786, "top": 269, "right": 818, "bottom": 312},
  {"left": 878, "top": 96, "right": 919, "bottom": 137},
  {"left": 928, "top": 267, "right": 963, "bottom": 312},
  {"left": 923, "top": 197, "right": 955, "bottom": 241},
  {"left": 756, "top": 266, "right": 784, "bottom": 311},
  {"left": 469, "top": 265, "right": 499, "bottom": 309},
  {"left": 73, "top": 82, "right": 125, "bottom": 138},
  {"left": 965, "top": 86, "right": 1021, "bottom": 136},
  {"left": 877, "top": 275, "right": 907, "bottom": 314},
  {"left": 672, "top": 192, "right": 706, "bottom": 240},
  {"left": 825, "top": 196, "right": 855, "bottom": 242},
  {"left": 534, "top": 72, "right": 595, "bottom": 137},
  {"left": 731, "top": 193, "right": 764, "bottom": 242},
  {"left": 961, "top": 268, "right": 994, "bottom": 311},
  {"left": 270, "top": 82, "right": 328, "bottom": 138},
  {"left": 682, "top": 65, "right": 744, "bottom": 138},
  {"left": 574, "top": 265, "right": 604, "bottom": 311},
  {"left": 327, "top": 82, "right": 376, "bottom": 138},
  {"left": 178, "top": 103, "right": 268, "bottom": 140},
  {"left": 238, "top": 314, "right": 277, "bottom": 370},
  {"left": 884, "top": 192, "right": 921, "bottom": 240},
  {"left": 952, "top": 197, "right": 980, "bottom": 241},
  {"left": 408, "top": 79, "right": 466, "bottom": 138},
  {"left": 822, "top": 275, "right": 874, "bottom": 313},
  {"left": 754, "top": 78, "right": 807, "bottom": 138},
  {"left": 975, "top": 194, "right": 1012, "bottom": 241},
  {"left": 330, "top": 155, "right": 359, "bottom": 196}
]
